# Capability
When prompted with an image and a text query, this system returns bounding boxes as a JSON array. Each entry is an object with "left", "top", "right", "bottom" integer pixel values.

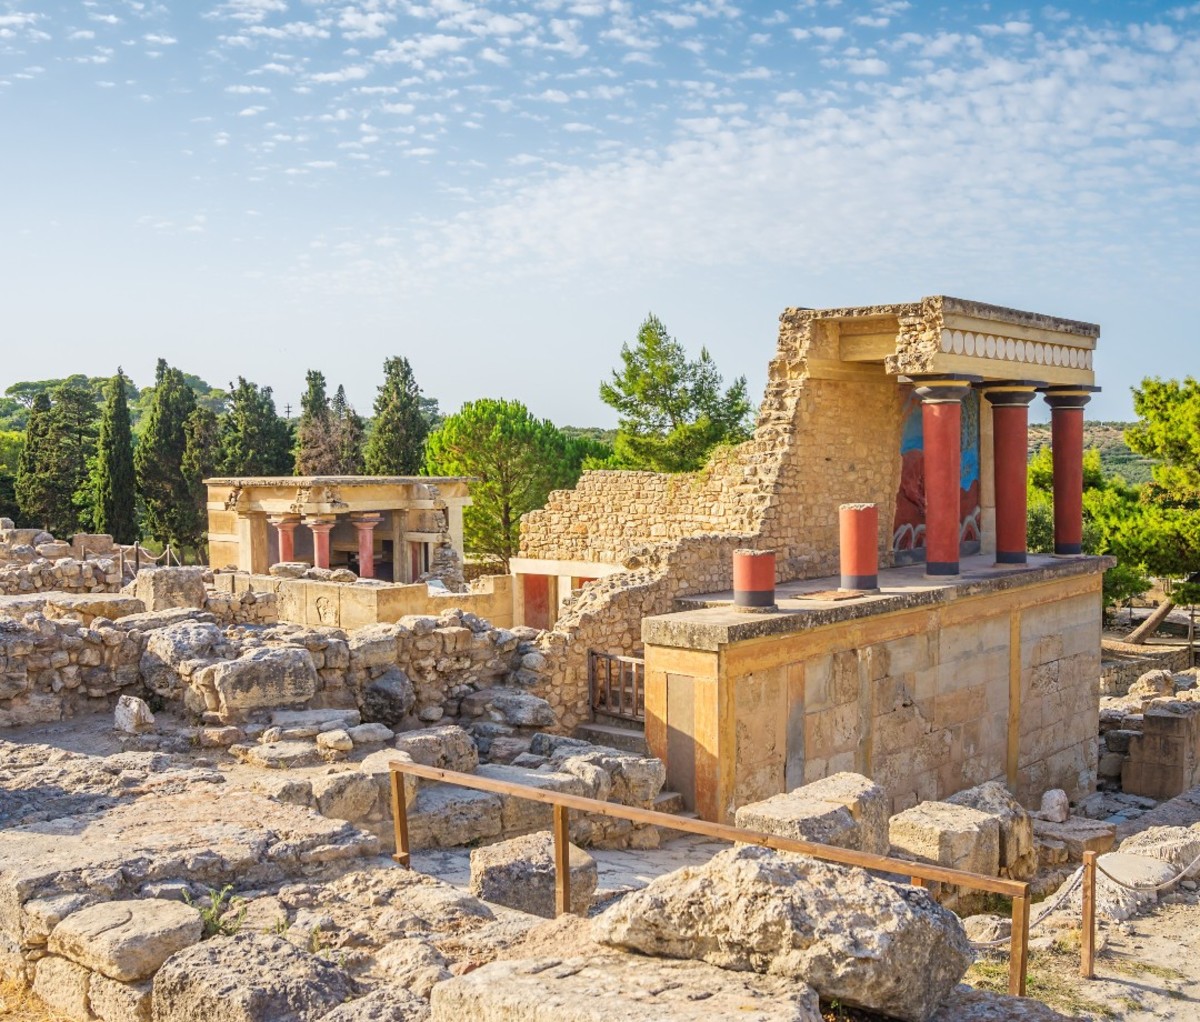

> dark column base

[
  {"left": 996, "top": 550, "right": 1028, "bottom": 565},
  {"left": 925, "top": 561, "right": 959, "bottom": 577},
  {"left": 840, "top": 574, "right": 879, "bottom": 592},
  {"left": 734, "top": 589, "right": 776, "bottom": 608},
  {"left": 1054, "top": 543, "right": 1083, "bottom": 556}
]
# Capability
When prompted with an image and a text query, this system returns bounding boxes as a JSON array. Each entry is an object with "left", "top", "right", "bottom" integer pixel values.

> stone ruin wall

[
  {"left": 517, "top": 305, "right": 920, "bottom": 728},
  {"left": 0, "top": 525, "right": 128, "bottom": 597},
  {"left": 0, "top": 571, "right": 543, "bottom": 734}
]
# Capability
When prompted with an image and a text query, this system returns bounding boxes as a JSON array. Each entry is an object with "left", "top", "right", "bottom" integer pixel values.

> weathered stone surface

[
  {"left": 1118, "top": 824, "right": 1200, "bottom": 877},
  {"left": 946, "top": 781, "right": 1037, "bottom": 880},
  {"left": 1032, "top": 817, "right": 1116, "bottom": 861},
  {"left": 394, "top": 724, "right": 479, "bottom": 775},
  {"left": 348, "top": 723, "right": 394, "bottom": 745},
  {"left": 234, "top": 740, "right": 322, "bottom": 770},
  {"left": 929, "top": 984, "right": 1077, "bottom": 1020},
  {"left": 889, "top": 801, "right": 1001, "bottom": 882},
  {"left": 320, "top": 986, "right": 431, "bottom": 1022},
  {"left": 49, "top": 898, "right": 202, "bottom": 981},
  {"left": 310, "top": 772, "right": 379, "bottom": 822},
  {"left": 592, "top": 845, "right": 973, "bottom": 1022},
  {"left": 470, "top": 832, "right": 597, "bottom": 918},
  {"left": 796, "top": 772, "right": 890, "bottom": 855},
  {"left": 361, "top": 668, "right": 415, "bottom": 727},
  {"left": 270, "top": 562, "right": 310, "bottom": 579},
  {"left": 460, "top": 688, "right": 556, "bottom": 728},
  {"left": 1037, "top": 789, "right": 1070, "bottom": 823},
  {"left": 408, "top": 785, "right": 503, "bottom": 849},
  {"left": 475, "top": 763, "right": 589, "bottom": 835},
  {"left": 89, "top": 973, "right": 152, "bottom": 1022},
  {"left": 140, "top": 620, "right": 223, "bottom": 697},
  {"left": 316, "top": 729, "right": 354, "bottom": 753},
  {"left": 430, "top": 956, "right": 822, "bottom": 1022},
  {"left": 272, "top": 708, "right": 362, "bottom": 730},
  {"left": 114, "top": 695, "right": 156, "bottom": 734},
  {"left": 371, "top": 939, "right": 452, "bottom": 999},
  {"left": 133, "top": 566, "right": 207, "bottom": 612},
  {"left": 735, "top": 773, "right": 887, "bottom": 855},
  {"left": 207, "top": 647, "right": 319, "bottom": 717},
  {"left": 548, "top": 744, "right": 666, "bottom": 807},
  {"left": 152, "top": 932, "right": 354, "bottom": 1022},
  {"left": 1128, "top": 669, "right": 1176, "bottom": 700},
  {"left": 32, "top": 954, "right": 92, "bottom": 1021},
  {"left": 1063, "top": 852, "right": 1176, "bottom": 922},
  {"left": 359, "top": 748, "right": 418, "bottom": 809}
]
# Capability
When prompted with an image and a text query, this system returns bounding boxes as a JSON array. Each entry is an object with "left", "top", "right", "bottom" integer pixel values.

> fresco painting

[{"left": 892, "top": 387, "right": 982, "bottom": 560}]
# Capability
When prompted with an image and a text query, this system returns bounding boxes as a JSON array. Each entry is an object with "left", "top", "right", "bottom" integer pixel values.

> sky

[{"left": 1, "top": 0, "right": 1197, "bottom": 426}]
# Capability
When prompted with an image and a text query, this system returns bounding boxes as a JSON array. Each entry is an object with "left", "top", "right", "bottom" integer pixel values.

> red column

[
  {"left": 983, "top": 383, "right": 1041, "bottom": 565},
  {"left": 732, "top": 549, "right": 776, "bottom": 609},
  {"left": 909, "top": 376, "right": 979, "bottom": 578},
  {"left": 269, "top": 516, "right": 300, "bottom": 563},
  {"left": 306, "top": 518, "right": 335, "bottom": 570},
  {"left": 1043, "top": 387, "right": 1099, "bottom": 555},
  {"left": 839, "top": 503, "right": 879, "bottom": 591},
  {"left": 352, "top": 514, "right": 382, "bottom": 579}
]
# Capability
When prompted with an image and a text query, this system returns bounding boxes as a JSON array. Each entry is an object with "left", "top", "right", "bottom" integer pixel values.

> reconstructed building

[
  {"left": 205, "top": 476, "right": 471, "bottom": 582},
  {"left": 516, "top": 296, "right": 1108, "bottom": 821}
]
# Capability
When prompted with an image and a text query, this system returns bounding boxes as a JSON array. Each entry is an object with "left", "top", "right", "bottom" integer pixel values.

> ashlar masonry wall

[{"left": 641, "top": 562, "right": 1105, "bottom": 822}]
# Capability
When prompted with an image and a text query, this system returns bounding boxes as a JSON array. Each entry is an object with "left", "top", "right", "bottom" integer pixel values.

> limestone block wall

[
  {"left": 643, "top": 566, "right": 1105, "bottom": 822},
  {"left": 214, "top": 572, "right": 513, "bottom": 631},
  {"left": 0, "top": 557, "right": 123, "bottom": 597}
]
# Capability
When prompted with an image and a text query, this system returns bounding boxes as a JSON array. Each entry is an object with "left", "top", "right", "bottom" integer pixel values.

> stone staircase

[{"left": 574, "top": 720, "right": 649, "bottom": 756}]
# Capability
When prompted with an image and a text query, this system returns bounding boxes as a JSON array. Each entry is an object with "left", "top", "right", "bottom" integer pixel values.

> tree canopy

[
  {"left": 91, "top": 370, "right": 138, "bottom": 543},
  {"left": 218, "top": 378, "right": 293, "bottom": 477},
  {"left": 136, "top": 359, "right": 199, "bottom": 549},
  {"left": 365, "top": 356, "right": 428, "bottom": 475},
  {"left": 599, "top": 313, "right": 753, "bottom": 472},
  {"left": 425, "top": 398, "right": 588, "bottom": 569}
]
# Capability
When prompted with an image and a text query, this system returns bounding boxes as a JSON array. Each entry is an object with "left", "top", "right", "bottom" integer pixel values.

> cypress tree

[
  {"left": 293, "top": 370, "right": 341, "bottom": 475},
  {"left": 181, "top": 406, "right": 220, "bottom": 558},
  {"left": 136, "top": 359, "right": 198, "bottom": 548},
  {"left": 218, "top": 377, "right": 293, "bottom": 476},
  {"left": 15, "top": 392, "right": 54, "bottom": 530},
  {"left": 92, "top": 369, "right": 138, "bottom": 542},
  {"left": 45, "top": 383, "right": 99, "bottom": 537},
  {"left": 332, "top": 385, "right": 366, "bottom": 474},
  {"left": 364, "top": 356, "right": 428, "bottom": 475}
]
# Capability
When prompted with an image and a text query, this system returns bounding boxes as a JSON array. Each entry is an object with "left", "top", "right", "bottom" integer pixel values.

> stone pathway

[{"left": 408, "top": 832, "right": 729, "bottom": 909}]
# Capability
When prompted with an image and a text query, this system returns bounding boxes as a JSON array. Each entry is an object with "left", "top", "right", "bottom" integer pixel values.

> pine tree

[
  {"left": 364, "top": 357, "right": 428, "bottom": 475},
  {"left": 44, "top": 383, "right": 99, "bottom": 537},
  {"left": 92, "top": 369, "right": 138, "bottom": 543},
  {"left": 331, "top": 385, "right": 366, "bottom": 474},
  {"left": 15, "top": 392, "right": 54, "bottom": 530},
  {"left": 136, "top": 359, "right": 198, "bottom": 548},
  {"left": 218, "top": 377, "right": 293, "bottom": 476},
  {"left": 293, "top": 370, "right": 341, "bottom": 475}
]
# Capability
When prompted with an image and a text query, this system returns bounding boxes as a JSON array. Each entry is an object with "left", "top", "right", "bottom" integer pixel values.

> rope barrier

[{"left": 969, "top": 868, "right": 1085, "bottom": 949}]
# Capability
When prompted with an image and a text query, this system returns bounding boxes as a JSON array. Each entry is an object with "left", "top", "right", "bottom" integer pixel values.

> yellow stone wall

[{"left": 644, "top": 570, "right": 1103, "bottom": 823}]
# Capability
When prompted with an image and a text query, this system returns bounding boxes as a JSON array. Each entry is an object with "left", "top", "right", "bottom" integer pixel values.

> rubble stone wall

[{"left": 1100, "top": 641, "right": 1193, "bottom": 696}]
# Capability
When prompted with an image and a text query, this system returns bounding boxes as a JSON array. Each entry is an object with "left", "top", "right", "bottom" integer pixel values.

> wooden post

[
  {"left": 391, "top": 772, "right": 411, "bottom": 868},
  {"left": 1081, "top": 851, "right": 1098, "bottom": 979},
  {"left": 1009, "top": 889, "right": 1030, "bottom": 996},
  {"left": 554, "top": 803, "right": 571, "bottom": 916},
  {"left": 910, "top": 876, "right": 925, "bottom": 888}
]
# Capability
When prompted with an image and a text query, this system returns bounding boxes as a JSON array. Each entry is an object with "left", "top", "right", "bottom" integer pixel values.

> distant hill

[{"left": 1028, "top": 421, "right": 1156, "bottom": 485}]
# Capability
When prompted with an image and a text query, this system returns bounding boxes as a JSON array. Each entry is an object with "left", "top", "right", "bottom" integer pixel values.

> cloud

[{"left": 846, "top": 57, "right": 888, "bottom": 75}]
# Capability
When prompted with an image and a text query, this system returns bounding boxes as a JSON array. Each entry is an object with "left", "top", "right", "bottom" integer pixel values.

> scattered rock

[
  {"left": 1037, "top": 789, "right": 1070, "bottom": 824},
  {"left": 321, "top": 986, "right": 431, "bottom": 1021},
  {"left": 394, "top": 725, "right": 479, "bottom": 775},
  {"left": 349, "top": 723, "right": 395, "bottom": 745},
  {"left": 592, "top": 845, "right": 972, "bottom": 1022},
  {"left": 470, "top": 832, "right": 597, "bottom": 918},
  {"left": 361, "top": 668, "right": 416, "bottom": 728},
  {"left": 114, "top": 695, "right": 156, "bottom": 734},
  {"left": 317, "top": 729, "right": 354, "bottom": 754},
  {"left": 947, "top": 781, "right": 1037, "bottom": 880},
  {"left": 48, "top": 898, "right": 202, "bottom": 981}
]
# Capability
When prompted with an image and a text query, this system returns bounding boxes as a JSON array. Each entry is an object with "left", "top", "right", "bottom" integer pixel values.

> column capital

[
  {"left": 350, "top": 513, "right": 383, "bottom": 528},
  {"left": 1040, "top": 384, "right": 1101, "bottom": 410},
  {"left": 303, "top": 517, "right": 337, "bottom": 532},
  {"left": 979, "top": 380, "right": 1045, "bottom": 408},
  {"left": 267, "top": 514, "right": 301, "bottom": 528},
  {"left": 900, "top": 373, "right": 982, "bottom": 403}
]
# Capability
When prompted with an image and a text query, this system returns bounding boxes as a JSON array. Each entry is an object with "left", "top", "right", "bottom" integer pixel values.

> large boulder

[
  {"left": 1118, "top": 825, "right": 1200, "bottom": 877},
  {"left": 151, "top": 932, "right": 354, "bottom": 1022},
  {"left": 48, "top": 898, "right": 202, "bottom": 982},
  {"left": 947, "top": 781, "right": 1037, "bottom": 880},
  {"left": 430, "top": 956, "right": 822, "bottom": 1022},
  {"left": 460, "top": 688, "right": 556, "bottom": 729},
  {"left": 133, "top": 566, "right": 207, "bottom": 612},
  {"left": 592, "top": 845, "right": 973, "bottom": 1022},
  {"left": 735, "top": 772, "right": 888, "bottom": 856},
  {"left": 469, "top": 831, "right": 597, "bottom": 918},
  {"left": 139, "top": 620, "right": 223, "bottom": 698},
  {"left": 393, "top": 724, "right": 479, "bottom": 775},
  {"left": 360, "top": 668, "right": 415, "bottom": 727},
  {"left": 201, "top": 647, "right": 319, "bottom": 718}
]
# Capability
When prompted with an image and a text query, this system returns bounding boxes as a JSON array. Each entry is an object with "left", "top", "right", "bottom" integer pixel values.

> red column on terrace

[
  {"left": 906, "top": 375, "right": 981, "bottom": 578},
  {"left": 352, "top": 514, "right": 382, "bottom": 579},
  {"left": 268, "top": 515, "right": 300, "bottom": 563},
  {"left": 1042, "top": 386, "right": 1100, "bottom": 556},
  {"left": 306, "top": 518, "right": 336, "bottom": 570},
  {"left": 983, "top": 382, "right": 1043, "bottom": 565}
]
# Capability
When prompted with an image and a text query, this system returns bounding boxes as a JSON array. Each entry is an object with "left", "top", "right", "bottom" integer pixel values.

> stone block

[
  {"left": 207, "top": 647, "right": 318, "bottom": 717},
  {"left": 735, "top": 793, "right": 859, "bottom": 851},
  {"left": 361, "top": 667, "right": 415, "bottom": 728},
  {"left": 1032, "top": 817, "right": 1116, "bottom": 861},
  {"left": 133, "top": 566, "right": 207, "bottom": 611},
  {"left": 394, "top": 724, "right": 479, "bottom": 775},
  {"left": 432, "top": 956, "right": 821, "bottom": 1022},
  {"left": 408, "top": 785, "right": 503, "bottom": 849},
  {"left": 114, "top": 695, "right": 155, "bottom": 734},
  {"left": 48, "top": 898, "right": 203, "bottom": 981},
  {"left": 90, "top": 973, "right": 152, "bottom": 1022},
  {"left": 888, "top": 800, "right": 1001, "bottom": 905},
  {"left": 33, "top": 955, "right": 93, "bottom": 1021},
  {"left": 311, "top": 772, "right": 380, "bottom": 822},
  {"left": 946, "top": 781, "right": 1037, "bottom": 880},
  {"left": 476, "top": 763, "right": 588, "bottom": 835},
  {"left": 470, "top": 831, "right": 597, "bottom": 918}
]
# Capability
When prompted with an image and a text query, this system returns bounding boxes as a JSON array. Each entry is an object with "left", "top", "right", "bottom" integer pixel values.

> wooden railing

[
  {"left": 588, "top": 650, "right": 645, "bottom": 723},
  {"left": 387, "top": 759, "right": 1033, "bottom": 997}
]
